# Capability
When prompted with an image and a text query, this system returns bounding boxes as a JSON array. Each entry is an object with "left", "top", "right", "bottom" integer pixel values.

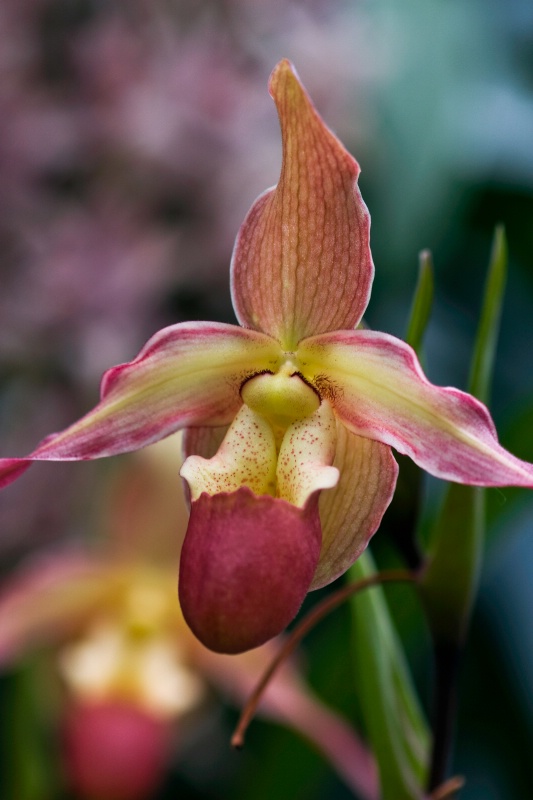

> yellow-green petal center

[{"left": 241, "top": 363, "right": 320, "bottom": 428}]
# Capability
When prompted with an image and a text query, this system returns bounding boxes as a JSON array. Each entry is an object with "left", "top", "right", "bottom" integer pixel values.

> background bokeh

[{"left": 1, "top": 0, "right": 532, "bottom": 798}]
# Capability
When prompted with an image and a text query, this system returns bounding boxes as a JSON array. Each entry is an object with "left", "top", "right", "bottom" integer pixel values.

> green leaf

[
  {"left": 468, "top": 225, "right": 507, "bottom": 403},
  {"left": 405, "top": 250, "right": 434, "bottom": 356},
  {"left": 350, "top": 552, "right": 429, "bottom": 800},
  {"left": 422, "top": 226, "right": 508, "bottom": 642},
  {"left": 3, "top": 659, "right": 59, "bottom": 800},
  {"left": 347, "top": 250, "right": 434, "bottom": 797},
  {"left": 421, "top": 484, "right": 485, "bottom": 643},
  {"left": 396, "top": 248, "right": 435, "bottom": 568}
]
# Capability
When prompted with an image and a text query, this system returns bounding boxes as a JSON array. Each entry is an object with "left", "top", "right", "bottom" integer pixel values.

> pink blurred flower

[{"left": 0, "top": 436, "right": 378, "bottom": 800}]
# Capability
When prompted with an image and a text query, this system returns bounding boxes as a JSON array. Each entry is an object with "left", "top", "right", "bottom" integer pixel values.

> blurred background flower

[
  {"left": 0, "top": 0, "right": 532, "bottom": 797},
  {"left": 0, "top": 436, "right": 378, "bottom": 800}
]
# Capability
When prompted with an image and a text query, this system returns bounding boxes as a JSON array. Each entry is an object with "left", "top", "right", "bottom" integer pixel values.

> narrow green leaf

[
  {"left": 396, "top": 248, "right": 436, "bottom": 569},
  {"left": 421, "top": 484, "right": 485, "bottom": 643},
  {"left": 422, "top": 226, "right": 508, "bottom": 642},
  {"left": 468, "top": 225, "right": 507, "bottom": 403},
  {"left": 3, "top": 660, "right": 59, "bottom": 800},
  {"left": 350, "top": 552, "right": 429, "bottom": 800},
  {"left": 405, "top": 250, "right": 435, "bottom": 356},
  {"left": 346, "top": 250, "right": 434, "bottom": 797}
]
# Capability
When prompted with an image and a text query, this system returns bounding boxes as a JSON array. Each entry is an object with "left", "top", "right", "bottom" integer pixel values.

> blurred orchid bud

[{"left": 63, "top": 700, "right": 171, "bottom": 800}]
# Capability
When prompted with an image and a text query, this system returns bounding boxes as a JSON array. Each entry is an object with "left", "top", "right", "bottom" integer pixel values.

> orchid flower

[
  {"left": 0, "top": 439, "right": 378, "bottom": 800},
  {"left": 1, "top": 59, "right": 533, "bottom": 655}
]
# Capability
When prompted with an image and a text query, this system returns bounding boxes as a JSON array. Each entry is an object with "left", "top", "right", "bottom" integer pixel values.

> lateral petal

[
  {"left": 179, "top": 489, "right": 321, "bottom": 653},
  {"left": 231, "top": 59, "right": 373, "bottom": 349},
  {"left": 312, "top": 421, "right": 398, "bottom": 589},
  {"left": 0, "top": 323, "right": 281, "bottom": 489},
  {"left": 299, "top": 330, "right": 533, "bottom": 486}
]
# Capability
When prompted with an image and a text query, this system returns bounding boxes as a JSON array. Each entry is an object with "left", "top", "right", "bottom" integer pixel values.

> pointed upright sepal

[
  {"left": 231, "top": 59, "right": 373, "bottom": 349},
  {"left": 422, "top": 227, "right": 508, "bottom": 643}
]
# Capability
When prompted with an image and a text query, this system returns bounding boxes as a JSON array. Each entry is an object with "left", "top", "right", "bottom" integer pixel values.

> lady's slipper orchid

[{"left": 1, "top": 60, "right": 533, "bottom": 654}]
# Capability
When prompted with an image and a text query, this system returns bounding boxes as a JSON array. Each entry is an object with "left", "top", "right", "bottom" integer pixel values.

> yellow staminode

[{"left": 241, "top": 362, "right": 320, "bottom": 429}]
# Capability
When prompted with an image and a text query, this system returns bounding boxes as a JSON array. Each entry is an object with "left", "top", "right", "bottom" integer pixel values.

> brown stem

[
  {"left": 231, "top": 568, "right": 417, "bottom": 749},
  {"left": 428, "top": 774, "right": 465, "bottom": 799}
]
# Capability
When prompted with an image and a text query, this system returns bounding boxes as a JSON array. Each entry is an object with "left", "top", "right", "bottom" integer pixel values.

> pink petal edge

[
  {"left": 299, "top": 329, "right": 533, "bottom": 487},
  {"left": 0, "top": 322, "right": 280, "bottom": 490},
  {"left": 231, "top": 59, "right": 373, "bottom": 348}
]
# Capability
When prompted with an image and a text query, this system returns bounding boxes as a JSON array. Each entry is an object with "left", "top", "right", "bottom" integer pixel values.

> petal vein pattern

[
  {"left": 313, "top": 421, "right": 398, "bottom": 589},
  {"left": 231, "top": 59, "right": 373, "bottom": 349},
  {"left": 0, "top": 323, "right": 281, "bottom": 488},
  {"left": 299, "top": 330, "right": 533, "bottom": 487}
]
